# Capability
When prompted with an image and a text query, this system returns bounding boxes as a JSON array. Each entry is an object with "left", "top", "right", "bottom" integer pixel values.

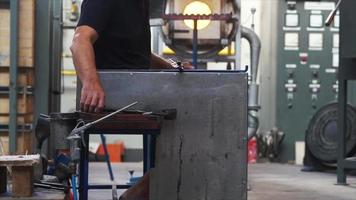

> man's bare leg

[{"left": 120, "top": 172, "right": 149, "bottom": 200}]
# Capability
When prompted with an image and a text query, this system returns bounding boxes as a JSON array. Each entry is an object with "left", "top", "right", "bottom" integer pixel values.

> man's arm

[
  {"left": 70, "top": 26, "right": 105, "bottom": 113},
  {"left": 150, "top": 53, "right": 174, "bottom": 69},
  {"left": 150, "top": 53, "right": 193, "bottom": 69}
]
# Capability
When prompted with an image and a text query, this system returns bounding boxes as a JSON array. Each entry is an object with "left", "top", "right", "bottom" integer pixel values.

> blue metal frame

[
  {"left": 78, "top": 129, "right": 160, "bottom": 200},
  {"left": 9, "top": 0, "right": 19, "bottom": 154}
]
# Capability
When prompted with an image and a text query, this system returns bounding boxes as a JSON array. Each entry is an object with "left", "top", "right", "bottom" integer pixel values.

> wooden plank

[
  {"left": 18, "top": 0, "right": 35, "bottom": 68},
  {"left": 12, "top": 166, "right": 33, "bottom": 197},
  {"left": 0, "top": 134, "right": 34, "bottom": 156},
  {"left": 16, "top": 132, "right": 33, "bottom": 155},
  {"left": 0, "top": 166, "right": 6, "bottom": 194},
  {"left": 0, "top": 8, "right": 10, "bottom": 67},
  {"left": 0, "top": 0, "right": 35, "bottom": 68},
  {"left": 0, "top": 68, "right": 34, "bottom": 86},
  {"left": 0, "top": 135, "right": 9, "bottom": 155},
  {"left": 0, "top": 154, "right": 39, "bottom": 166},
  {"left": 0, "top": 116, "right": 26, "bottom": 124},
  {"left": 0, "top": 96, "right": 33, "bottom": 115}
]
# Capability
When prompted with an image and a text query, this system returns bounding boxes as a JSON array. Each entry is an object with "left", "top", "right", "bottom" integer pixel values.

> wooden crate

[
  {"left": 12, "top": 166, "right": 33, "bottom": 197},
  {"left": 0, "top": 155, "right": 40, "bottom": 197}
]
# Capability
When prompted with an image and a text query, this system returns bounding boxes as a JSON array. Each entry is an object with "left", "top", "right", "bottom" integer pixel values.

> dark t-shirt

[{"left": 77, "top": 0, "right": 151, "bottom": 69}]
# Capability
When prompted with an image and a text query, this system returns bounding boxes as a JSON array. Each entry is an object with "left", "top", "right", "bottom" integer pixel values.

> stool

[{"left": 76, "top": 113, "right": 162, "bottom": 200}]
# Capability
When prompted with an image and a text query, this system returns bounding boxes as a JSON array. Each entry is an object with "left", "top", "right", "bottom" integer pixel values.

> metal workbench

[{"left": 77, "top": 112, "right": 162, "bottom": 200}]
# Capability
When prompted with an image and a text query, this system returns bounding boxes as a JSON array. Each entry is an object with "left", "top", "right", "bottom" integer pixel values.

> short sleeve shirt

[{"left": 77, "top": 0, "right": 151, "bottom": 69}]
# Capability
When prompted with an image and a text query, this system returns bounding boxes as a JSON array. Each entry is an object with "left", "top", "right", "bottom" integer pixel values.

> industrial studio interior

[{"left": 0, "top": 0, "right": 356, "bottom": 199}]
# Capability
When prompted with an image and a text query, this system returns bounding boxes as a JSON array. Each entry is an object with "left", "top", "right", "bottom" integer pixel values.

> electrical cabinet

[{"left": 276, "top": 0, "right": 356, "bottom": 162}]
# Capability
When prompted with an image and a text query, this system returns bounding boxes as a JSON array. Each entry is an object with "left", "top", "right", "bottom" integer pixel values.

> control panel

[{"left": 275, "top": 0, "right": 355, "bottom": 162}]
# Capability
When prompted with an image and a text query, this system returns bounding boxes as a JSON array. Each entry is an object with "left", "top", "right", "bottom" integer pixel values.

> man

[
  {"left": 71, "top": 0, "right": 187, "bottom": 199},
  {"left": 71, "top": 0, "right": 183, "bottom": 113}
]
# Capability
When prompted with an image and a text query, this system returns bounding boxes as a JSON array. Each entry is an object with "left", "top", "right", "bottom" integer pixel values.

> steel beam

[
  {"left": 337, "top": 78, "right": 347, "bottom": 184},
  {"left": 35, "top": 0, "right": 63, "bottom": 119},
  {"left": 336, "top": 0, "right": 356, "bottom": 185},
  {"left": 35, "top": 0, "right": 51, "bottom": 117},
  {"left": 50, "top": 0, "right": 63, "bottom": 112},
  {"left": 9, "top": 0, "right": 19, "bottom": 154},
  {"left": 234, "top": 0, "right": 241, "bottom": 70}
]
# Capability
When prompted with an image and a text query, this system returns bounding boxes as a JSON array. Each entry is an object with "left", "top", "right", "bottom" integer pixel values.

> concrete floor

[
  {"left": 88, "top": 162, "right": 144, "bottom": 199},
  {"left": 248, "top": 163, "right": 356, "bottom": 200},
  {"left": 87, "top": 162, "right": 356, "bottom": 200}
]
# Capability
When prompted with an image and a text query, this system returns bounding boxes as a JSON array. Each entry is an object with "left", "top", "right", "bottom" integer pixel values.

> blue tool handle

[
  {"left": 72, "top": 175, "right": 78, "bottom": 200},
  {"left": 100, "top": 134, "right": 115, "bottom": 181}
]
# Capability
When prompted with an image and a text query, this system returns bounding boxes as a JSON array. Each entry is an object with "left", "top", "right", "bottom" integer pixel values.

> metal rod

[
  {"left": 325, "top": 0, "right": 342, "bottom": 26},
  {"left": 87, "top": 102, "right": 138, "bottom": 126},
  {"left": 87, "top": 185, "right": 131, "bottom": 190},
  {"left": 9, "top": 0, "right": 19, "bottom": 154},
  {"left": 192, "top": 19, "right": 198, "bottom": 69}
]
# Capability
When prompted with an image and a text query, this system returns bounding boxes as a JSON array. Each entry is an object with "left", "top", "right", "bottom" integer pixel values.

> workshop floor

[
  {"left": 248, "top": 163, "right": 356, "bottom": 200},
  {"left": 88, "top": 162, "right": 356, "bottom": 200}
]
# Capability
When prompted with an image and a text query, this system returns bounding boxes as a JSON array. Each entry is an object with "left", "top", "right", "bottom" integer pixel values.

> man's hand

[
  {"left": 80, "top": 80, "right": 105, "bottom": 113},
  {"left": 180, "top": 61, "right": 194, "bottom": 70},
  {"left": 150, "top": 53, "right": 194, "bottom": 70},
  {"left": 71, "top": 25, "right": 104, "bottom": 113}
]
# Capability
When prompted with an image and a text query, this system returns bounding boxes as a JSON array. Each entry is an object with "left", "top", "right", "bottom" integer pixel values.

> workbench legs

[
  {"left": 78, "top": 133, "right": 157, "bottom": 200},
  {"left": 143, "top": 135, "right": 156, "bottom": 173},
  {"left": 79, "top": 134, "right": 89, "bottom": 200}
]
